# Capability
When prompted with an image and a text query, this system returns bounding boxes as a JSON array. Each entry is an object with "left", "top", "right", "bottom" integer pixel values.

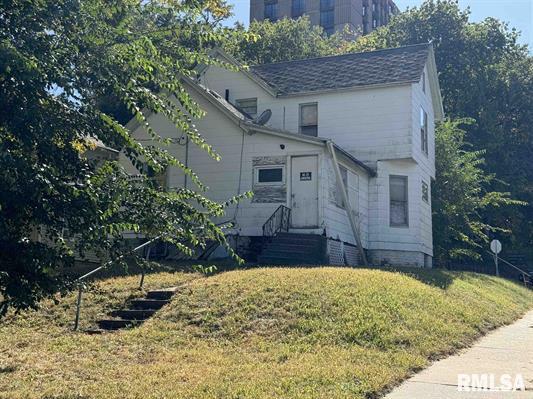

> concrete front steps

[
  {"left": 93, "top": 287, "right": 178, "bottom": 332},
  {"left": 257, "top": 233, "right": 327, "bottom": 265}
]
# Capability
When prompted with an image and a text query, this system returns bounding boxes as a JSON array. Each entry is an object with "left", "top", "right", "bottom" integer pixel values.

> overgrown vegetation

[
  {"left": 0, "top": 0, "right": 248, "bottom": 314},
  {"left": 432, "top": 119, "right": 525, "bottom": 263},
  {"left": 0, "top": 268, "right": 531, "bottom": 398}
]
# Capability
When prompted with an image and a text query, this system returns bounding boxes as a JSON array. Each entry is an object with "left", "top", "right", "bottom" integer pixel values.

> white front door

[{"left": 291, "top": 155, "right": 319, "bottom": 228}]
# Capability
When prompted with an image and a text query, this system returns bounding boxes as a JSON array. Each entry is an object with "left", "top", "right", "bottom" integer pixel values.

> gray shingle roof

[{"left": 250, "top": 43, "right": 431, "bottom": 96}]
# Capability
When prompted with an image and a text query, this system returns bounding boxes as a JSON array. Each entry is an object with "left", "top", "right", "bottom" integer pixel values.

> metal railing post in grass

[
  {"left": 71, "top": 234, "right": 164, "bottom": 329},
  {"left": 139, "top": 244, "right": 151, "bottom": 290},
  {"left": 73, "top": 284, "right": 83, "bottom": 331}
]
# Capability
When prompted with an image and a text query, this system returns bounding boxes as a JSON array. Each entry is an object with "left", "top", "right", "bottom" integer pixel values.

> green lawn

[{"left": 0, "top": 267, "right": 531, "bottom": 398}]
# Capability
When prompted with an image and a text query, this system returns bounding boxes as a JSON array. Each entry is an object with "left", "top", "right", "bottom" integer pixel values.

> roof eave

[{"left": 331, "top": 143, "right": 376, "bottom": 176}]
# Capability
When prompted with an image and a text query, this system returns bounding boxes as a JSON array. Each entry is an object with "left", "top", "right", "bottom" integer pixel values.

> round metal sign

[{"left": 490, "top": 239, "right": 502, "bottom": 254}]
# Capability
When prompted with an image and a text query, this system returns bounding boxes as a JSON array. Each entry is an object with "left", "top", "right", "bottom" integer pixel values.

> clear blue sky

[{"left": 223, "top": 0, "right": 532, "bottom": 50}]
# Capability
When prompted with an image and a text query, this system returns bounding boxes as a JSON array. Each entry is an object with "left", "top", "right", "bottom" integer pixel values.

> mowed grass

[{"left": 0, "top": 267, "right": 531, "bottom": 399}]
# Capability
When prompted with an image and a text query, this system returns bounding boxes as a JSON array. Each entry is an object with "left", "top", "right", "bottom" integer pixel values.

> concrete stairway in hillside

[
  {"left": 257, "top": 233, "right": 327, "bottom": 265},
  {"left": 93, "top": 287, "right": 179, "bottom": 332}
]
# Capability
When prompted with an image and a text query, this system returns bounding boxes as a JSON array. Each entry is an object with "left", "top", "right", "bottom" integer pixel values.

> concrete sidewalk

[{"left": 385, "top": 310, "right": 533, "bottom": 398}]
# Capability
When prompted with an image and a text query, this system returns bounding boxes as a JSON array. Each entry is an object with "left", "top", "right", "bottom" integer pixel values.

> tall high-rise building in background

[{"left": 250, "top": 0, "right": 399, "bottom": 35}]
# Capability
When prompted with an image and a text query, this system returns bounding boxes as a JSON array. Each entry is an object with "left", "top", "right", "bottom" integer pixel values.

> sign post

[{"left": 490, "top": 239, "right": 502, "bottom": 277}]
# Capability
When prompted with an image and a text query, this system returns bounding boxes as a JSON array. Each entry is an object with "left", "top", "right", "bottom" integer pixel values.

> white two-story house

[{"left": 123, "top": 43, "right": 444, "bottom": 267}]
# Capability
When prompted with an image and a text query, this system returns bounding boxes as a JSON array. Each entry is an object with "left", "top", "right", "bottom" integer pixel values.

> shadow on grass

[
  {"left": 379, "top": 265, "right": 525, "bottom": 291},
  {"left": 354, "top": 265, "right": 457, "bottom": 289}
]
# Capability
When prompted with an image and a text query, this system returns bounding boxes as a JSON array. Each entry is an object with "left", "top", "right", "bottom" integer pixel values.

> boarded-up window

[
  {"left": 420, "top": 108, "right": 428, "bottom": 155},
  {"left": 235, "top": 98, "right": 257, "bottom": 118},
  {"left": 390, "top": 175, "right": 408, "bottom": 227},
  {"left": 422, "top": 180, "right": 429, "bottom": 203},
  {"left": 299, "top": 103, "right": 318, "bottom": 136}
]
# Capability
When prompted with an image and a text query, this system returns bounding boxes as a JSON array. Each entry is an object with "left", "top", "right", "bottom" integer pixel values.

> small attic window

[
  {"left": 422, "top": 71, "right": 426, "bottom": 93},
  {"left": 235, "top": 98, "right": 258, "bottom": 118}
]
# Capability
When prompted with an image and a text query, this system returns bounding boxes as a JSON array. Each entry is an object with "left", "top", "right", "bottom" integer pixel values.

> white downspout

[{"left": 326, "top": 141, "right": 369, "bottom": 266}]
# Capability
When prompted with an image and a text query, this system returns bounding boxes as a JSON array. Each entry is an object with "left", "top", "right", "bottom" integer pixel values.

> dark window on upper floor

[
  {"left": 320, "top": 0, "right": 334, "bottom": 11},
  {"left": 299, "top": 103, "right": 318, "bottom": 136},
  {"left": 292, "top": 0, "right": 305, "bottom": 17},
  {"left": 320, "top": 0, "right": 334, "bottom": 34},
  {"left": 264, "top": 0, "right": 278, "bottom": 21},
  {"left": 420, "top": 108, "right": 428, "bottom": 155}
]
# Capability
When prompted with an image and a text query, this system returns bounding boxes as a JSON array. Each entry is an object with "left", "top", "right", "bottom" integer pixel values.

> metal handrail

[
  {"left": 262, "top": 205, "right": 291, "bottom": 238},
  {"left": 73, "top": 235, "right": 163, "bottom": 330},
  {"left": 485, "top": 250, "right": 531, "bottom": 287}
]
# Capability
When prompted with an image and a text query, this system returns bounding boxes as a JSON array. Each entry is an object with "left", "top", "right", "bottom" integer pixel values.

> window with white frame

[
  {"left": 420, "top": 108, "right": 428, "bottom": 155},
  {"left": 299, "top": 103, "right": 318, "bottom": 136},
  {"left": 390, "top": 175, "right": 408, "bottom": 227},
  {"left": 235, "top": 98, "right": 257, "bottom": 118},
  {"left": 254, "top": 166, "right": 284, "bottom": 185},
  {"left": 422, "top": 180, "right": 429, "bottom": 203},
  {"left": 334, "top": 165, "right": 348, "bottom": 208}
]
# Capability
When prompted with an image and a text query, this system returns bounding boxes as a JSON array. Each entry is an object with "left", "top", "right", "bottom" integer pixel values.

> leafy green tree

[
  {"left": 225, "top": 16, "right": 350, "bottom": 65},
  {"left": 432, "top": 120, "right": 524, "bottom": 264},
  {"left": 348, "top": 0, "right": 532, "bottom": 255},
  {"left": 0, "top": 0, "right": 247, "bottom": 314}
]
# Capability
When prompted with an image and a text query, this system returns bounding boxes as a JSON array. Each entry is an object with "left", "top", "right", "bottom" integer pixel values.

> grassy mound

[{"left": 0, "top": 267, "right": 531, "bottom": 399}]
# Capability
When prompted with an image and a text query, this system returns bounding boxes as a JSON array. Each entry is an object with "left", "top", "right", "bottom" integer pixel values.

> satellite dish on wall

[{"left": 254, "top": 109, "right": 272, "bottom": 125}]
